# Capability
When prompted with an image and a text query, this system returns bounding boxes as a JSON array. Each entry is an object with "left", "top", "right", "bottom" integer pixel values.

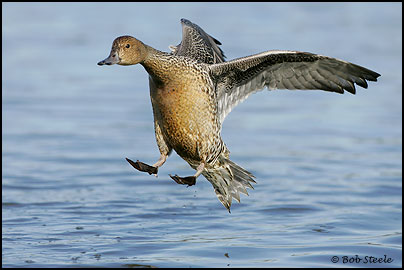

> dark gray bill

[{"left": 97, "top": 53, "right": 119, "bottom": 65}]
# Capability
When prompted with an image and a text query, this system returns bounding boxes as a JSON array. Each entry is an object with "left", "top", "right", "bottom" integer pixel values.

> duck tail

[{"left": 202, "top": 156, "right": 256, "bottom": 212}]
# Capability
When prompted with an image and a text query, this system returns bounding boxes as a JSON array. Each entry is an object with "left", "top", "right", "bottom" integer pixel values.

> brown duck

[{"left": 98, "top": 18, "right": 380, "bottom": 212}]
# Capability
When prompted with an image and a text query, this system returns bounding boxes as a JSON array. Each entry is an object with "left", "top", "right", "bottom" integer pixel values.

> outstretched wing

[
  {"left": 170, "top": 18, "right": 225, "bottom": 64},
  {"left": 208, "top": 50, "right": 381, "bottom": 123}
]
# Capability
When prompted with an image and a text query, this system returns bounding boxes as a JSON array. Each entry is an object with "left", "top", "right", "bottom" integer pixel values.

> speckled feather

[
  {"left": 145, "top": 50, "right": 224, "bottom": 166},
  {"left": 170, "top": 18, "right": 225, "bottom": 64}
]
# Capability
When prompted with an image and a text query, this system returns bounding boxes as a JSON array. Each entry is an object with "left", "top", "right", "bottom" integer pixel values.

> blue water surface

[{"left": 2, "top": 2, "right": 402, "bottom": 268}]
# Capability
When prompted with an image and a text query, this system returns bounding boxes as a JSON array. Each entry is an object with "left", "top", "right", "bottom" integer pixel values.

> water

[{"left": 2, "top": 2, "right": 402, "bottom": 268}]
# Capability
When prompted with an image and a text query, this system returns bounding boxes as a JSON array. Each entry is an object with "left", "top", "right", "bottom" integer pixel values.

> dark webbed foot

[
  {"left": 126, "top": 158, "right": 158, "bottom": 175},
  {"left": 169, "top": 174, "right": 196, "bottom": 186}
]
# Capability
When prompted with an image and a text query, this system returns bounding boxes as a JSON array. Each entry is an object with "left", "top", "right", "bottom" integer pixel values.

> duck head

[{"left": 98, "top": 36, "right": 147, "bottom": 66}]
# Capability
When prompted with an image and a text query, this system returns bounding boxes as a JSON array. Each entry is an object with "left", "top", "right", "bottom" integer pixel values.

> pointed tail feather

[{"left": 202, "top": 157, "right": 256, "bottom": 212}]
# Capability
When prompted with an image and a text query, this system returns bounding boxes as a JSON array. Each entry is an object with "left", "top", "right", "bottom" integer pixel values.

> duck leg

[
  {"left": 169, "top": 163, "right": 205, "bottom": 186},
  {"left": 126, "top": 154, "right": 167, "bottom": 176}
]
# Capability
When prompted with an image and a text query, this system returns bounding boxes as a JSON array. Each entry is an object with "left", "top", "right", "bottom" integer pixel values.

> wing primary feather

[{"left": 209, "top": 50, "right": 380, "bottom": 122}]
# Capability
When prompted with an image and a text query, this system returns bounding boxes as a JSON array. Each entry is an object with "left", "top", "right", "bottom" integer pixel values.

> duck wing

[
  {"left": 208, "top": 50, "right": 381, "bottom": 123},
  {"left": 170, "top": 18, "right": 225, "bottom": 64}
]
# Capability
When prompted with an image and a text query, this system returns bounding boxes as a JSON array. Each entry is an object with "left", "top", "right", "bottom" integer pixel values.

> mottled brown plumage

[{"left": 98, "top": 19, "right": 380, "bottom": 212}]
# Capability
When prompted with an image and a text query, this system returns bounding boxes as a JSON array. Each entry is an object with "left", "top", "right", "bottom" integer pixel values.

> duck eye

[{"left": 125, "top": 44, "right": 130, "bottom": 48}]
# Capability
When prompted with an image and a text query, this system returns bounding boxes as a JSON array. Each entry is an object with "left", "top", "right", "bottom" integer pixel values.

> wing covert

[{"left": 171, "top": 18, "right": 225, "bottom": 64}]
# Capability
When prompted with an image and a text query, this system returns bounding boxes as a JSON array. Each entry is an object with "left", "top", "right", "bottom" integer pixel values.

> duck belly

[{"left": 150, "top": 79, "right": 220, "bottom": 163}]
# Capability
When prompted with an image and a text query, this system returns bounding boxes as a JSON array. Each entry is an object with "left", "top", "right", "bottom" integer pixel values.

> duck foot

[
  {"left": 169, "top": 174, "right": 196, "bottom": 186},
  {"left": 126, "top": 158, "right": 158, "bottom": 175}
]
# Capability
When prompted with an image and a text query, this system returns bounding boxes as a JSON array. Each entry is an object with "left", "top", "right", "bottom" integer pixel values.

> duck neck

[{"left": 141, "top": 45, "right": 173, "bottom": 85}]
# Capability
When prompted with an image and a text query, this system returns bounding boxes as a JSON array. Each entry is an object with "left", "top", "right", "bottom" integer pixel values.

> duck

[{"left": 98, "top": 18, "right": 380, "bottom": 212}]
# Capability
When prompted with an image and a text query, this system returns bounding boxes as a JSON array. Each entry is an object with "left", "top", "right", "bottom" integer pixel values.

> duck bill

[{"left": 97, "top": 53, "right": 120, "bottom": 66}]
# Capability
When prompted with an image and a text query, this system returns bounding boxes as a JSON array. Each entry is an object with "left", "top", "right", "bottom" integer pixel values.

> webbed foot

[
  {"left": 126, "top": 158, "right": 158, "bottom": 175},
  {"left": 169, "top": 174, "right": 196, "bottom": 186}
]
